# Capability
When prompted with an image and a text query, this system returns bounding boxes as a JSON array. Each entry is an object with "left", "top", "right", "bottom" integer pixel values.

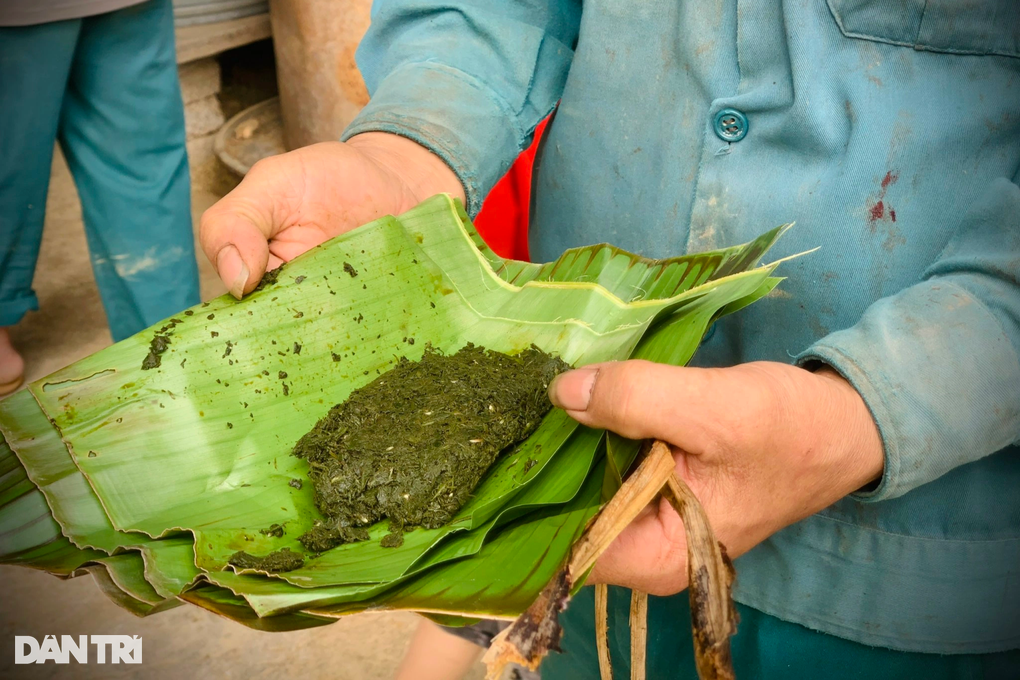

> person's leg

[
  {"left": 397, "top": 619, "right": 541, "bottom": 680},
  {"left": 0, "top": 19, "right": 82, "bottom": 390},
  {"left": 58, "top": 0, "right": 200, "bottom": 342},
  {"left": 395, "top": 619, "right": 485, "bottom": 680}
]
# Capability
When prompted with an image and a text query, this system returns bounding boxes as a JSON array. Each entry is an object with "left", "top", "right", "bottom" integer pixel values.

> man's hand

[
  {"left": 549, "top": 360, "right": 884, "bottom": 596},
  {"left": 200, "top": 132, "right": 465, "bottom": 298}
]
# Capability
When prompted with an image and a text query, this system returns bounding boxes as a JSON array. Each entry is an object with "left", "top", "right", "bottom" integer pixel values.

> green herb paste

[{"left": 294, "top": 344, "right": 568, "bottom": 552}]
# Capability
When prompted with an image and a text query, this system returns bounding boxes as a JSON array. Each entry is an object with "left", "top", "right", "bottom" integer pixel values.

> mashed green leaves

[{"left": 293, "top": 344, "right": 568, "bottom": 552}]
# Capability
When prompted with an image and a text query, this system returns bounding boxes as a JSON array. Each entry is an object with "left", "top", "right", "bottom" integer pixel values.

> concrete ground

[{"left": 0, "top": 151, "right": 487, "bottom": 680}]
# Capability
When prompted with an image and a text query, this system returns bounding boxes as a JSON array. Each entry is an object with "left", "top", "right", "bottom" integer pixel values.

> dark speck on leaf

[
  {"left": 430, "top": 302, "right": 436, "bottom": 308},
  {"left": 332, "top": 352, "right": 342, "bottom": 362},
  {"left": 289, "top": 478, "right": 303, "bottom": 489},
  {"left": 259, "top": 523, "right": 286, "bottom": 538},
  {"left": 294, "top": 343, "right": 302, "bottom": 354},
  {"left": 294, "top": 276, "right": 306, "bottom": 284},
  {"left": 229, "top": 548, "right": 303, "bottom": 573},
  {"left": 227, "top": 422, "right": 233, "bottom": 429},
  {"left": 381, "top": 533, "right": 404, "bottom": 549},
  {"left": 343, "top": 262, "right": 358, "bottom": 278},
  {"left": 87, "top": 451, "right": 97, "bottom": 458},
  {"left": 141, "top": 334, "right": 170, "bottom": 370},
  {"left": 211, "top": 331, "right": 219, "bottom": 338},
  {"left": 223, "top": 341, "right": 234, "bottom": 358},
  {"left": 207, "top": 314, "right": 215, "bottom": 320},
  {"left": 279, "top": 371, "right": 288, "bottom": 380},
  {"left": 254, "top": 267, "right": 282, "bottom": 292},
  {"left": 283, "top": 383, "right": 290, "bottom": 396},
  {"left": 184, "top": 310, "right": 194, "bottom": 316}
]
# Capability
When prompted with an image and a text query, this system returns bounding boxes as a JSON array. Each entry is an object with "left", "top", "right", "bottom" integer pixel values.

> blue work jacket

[{"left": 343, "top": 0, "right": 1020, "bottom": 655}]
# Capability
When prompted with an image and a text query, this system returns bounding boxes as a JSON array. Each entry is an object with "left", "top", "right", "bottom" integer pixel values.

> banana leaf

[{"left": 0, "top": 194, "right": 792, "bottom": 626}]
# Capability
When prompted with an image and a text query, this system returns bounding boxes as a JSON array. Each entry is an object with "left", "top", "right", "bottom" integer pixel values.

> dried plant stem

[
  {"left": 629, "top": 590, "right": 648, "bottom": 680},
  {"left": 596, "top": 584, "right": 613, "bottom": 680},
  {"left": 566, "top": 444, "right": 677, "bottom": 578},
  {"left": 484, "top": 440, "right": 737, "bottom": 680},
  {"left": 483, "top": 445, "right": 674, "bottom": 679},
  {"left": 662, "top": 468, "right": 737, "bottom": 680}
]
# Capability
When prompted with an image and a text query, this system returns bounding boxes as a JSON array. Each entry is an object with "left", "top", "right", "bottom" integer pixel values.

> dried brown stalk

[
  {"left": 596, "top": 584, "right": 613, "bottom": 680},
  {"left": 661, "top": 470, "right": 738, "bottom": 680},
  {"left": 629, "top": 590, "right": 648, "bottom": 680},
  {"left": 484, "top": 440, "right": 737, "bottom": 680},
  {"left": 483, "top": 445, "right": 674, "bottom": 677}
]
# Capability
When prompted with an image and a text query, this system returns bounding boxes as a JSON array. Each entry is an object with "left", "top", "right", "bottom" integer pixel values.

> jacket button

[{"left": 713, "top": 108, "right": 748, "bottom": 142}]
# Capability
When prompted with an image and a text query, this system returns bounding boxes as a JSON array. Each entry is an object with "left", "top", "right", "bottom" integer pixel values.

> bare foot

[{"left": 0, "top": 328, "right": 25, "bottom": 396}]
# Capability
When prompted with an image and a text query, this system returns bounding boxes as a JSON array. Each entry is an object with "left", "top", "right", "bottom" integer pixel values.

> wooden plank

[{"left": 175, "top": 13, "right": 272, "bottom": 64}]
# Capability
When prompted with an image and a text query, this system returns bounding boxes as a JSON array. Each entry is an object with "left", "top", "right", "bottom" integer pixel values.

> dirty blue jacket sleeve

[
  {"left": 341, "top": 0, "right": 581, "bottom": 215},
  {"left": 798, "top": 177, "right": 1020, "bottom": 502}
]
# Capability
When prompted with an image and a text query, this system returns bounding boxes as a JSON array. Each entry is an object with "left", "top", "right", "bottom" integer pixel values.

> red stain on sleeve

[
  {"left": 867, "top": 170, "right": 898, "bottom": 224},
  {"left": 869, "top": 200, "right": 885, "bottom": 222}
]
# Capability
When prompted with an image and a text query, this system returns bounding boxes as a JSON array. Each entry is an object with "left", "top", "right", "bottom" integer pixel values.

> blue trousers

[
  {"left": 541, "top": 586, "right": 1020, "bottom": 679},
  {"left": 0, "top": 0, "right": 200, "bottom": 342}
]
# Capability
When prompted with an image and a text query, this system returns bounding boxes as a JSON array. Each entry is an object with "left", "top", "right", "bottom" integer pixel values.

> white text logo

[{"left": 14, "top": 635, "right": 142, "bottom": 664}]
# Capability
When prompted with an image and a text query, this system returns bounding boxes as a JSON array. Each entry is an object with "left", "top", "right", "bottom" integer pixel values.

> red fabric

[{"left": 472, "top": 118, "right": 548, "bottom": 261}]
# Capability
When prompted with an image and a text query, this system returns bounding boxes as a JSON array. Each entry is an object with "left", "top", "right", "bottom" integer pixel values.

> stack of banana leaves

[{"left": 0, "top": 194, "right": 791, "bottom": 630}]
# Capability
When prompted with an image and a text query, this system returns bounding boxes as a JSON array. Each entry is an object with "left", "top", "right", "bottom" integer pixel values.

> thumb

[
  {"left": 199, "top": 182, "right": 278, "bottom": 299},
  {"left": 548, "top": 360, "right": 707, "bottom": 443}
]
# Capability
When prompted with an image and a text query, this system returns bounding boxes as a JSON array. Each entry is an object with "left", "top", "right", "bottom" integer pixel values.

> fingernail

[
  {"left": 217, "top": 245, "right": 249, "bottom": 300},
  {"left": 549, "top": 368, "right": 599, "bottom": 411}
]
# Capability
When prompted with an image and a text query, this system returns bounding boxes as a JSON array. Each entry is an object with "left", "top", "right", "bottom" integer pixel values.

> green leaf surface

[{"left": 0, "top": 195, "right": 794, "bottom": 626}]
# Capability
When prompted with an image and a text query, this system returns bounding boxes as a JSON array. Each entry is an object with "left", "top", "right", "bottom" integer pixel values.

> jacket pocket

[{"left": 827, "top": 0, "right": 1020, "bottom": 58}]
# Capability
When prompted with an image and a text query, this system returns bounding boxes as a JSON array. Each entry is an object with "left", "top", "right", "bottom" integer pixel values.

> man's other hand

[{"left": 200, "top": 133, "right": 464, "bottom": 298}]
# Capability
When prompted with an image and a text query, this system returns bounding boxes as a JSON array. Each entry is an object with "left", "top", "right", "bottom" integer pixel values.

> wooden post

[{"left": 268, "top": 0, "right": 372, "bottom": 150}]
